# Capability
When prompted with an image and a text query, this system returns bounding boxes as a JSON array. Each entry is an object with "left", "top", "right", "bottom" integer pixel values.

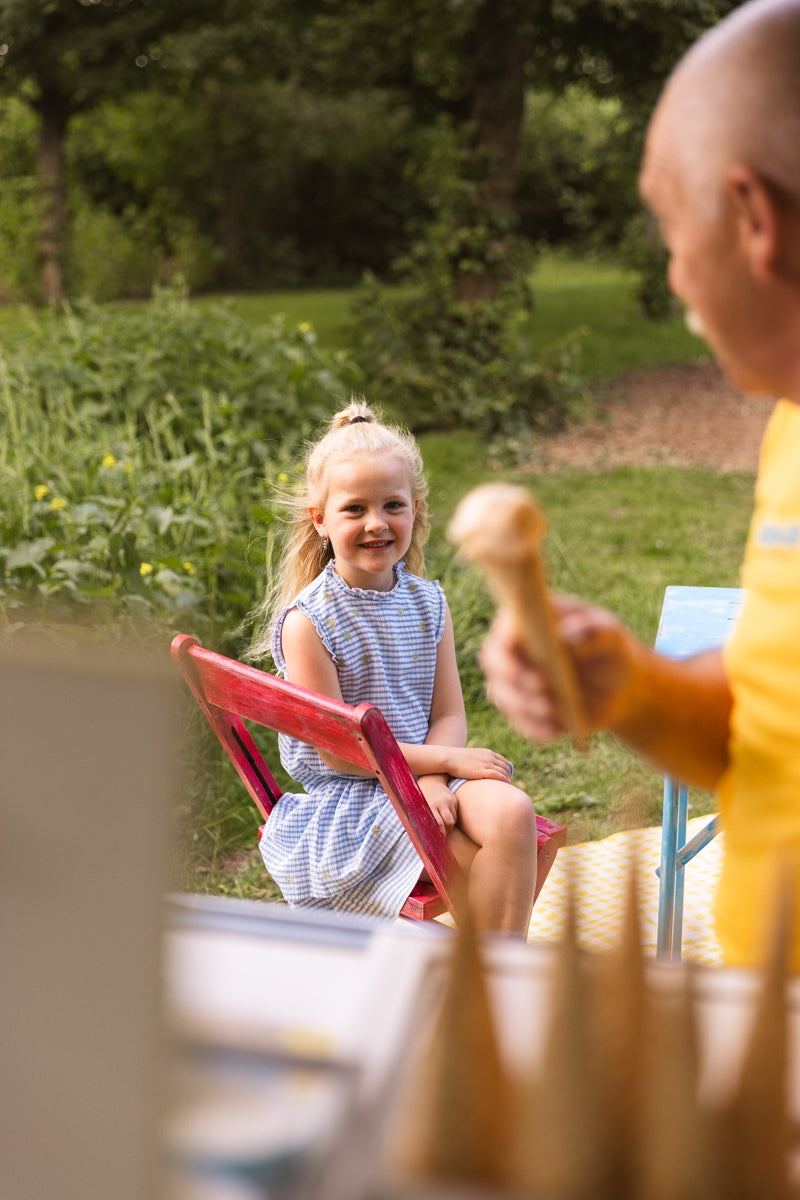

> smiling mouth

[{"left": 361, "top": 540, "right": 393, "bottom": 550}]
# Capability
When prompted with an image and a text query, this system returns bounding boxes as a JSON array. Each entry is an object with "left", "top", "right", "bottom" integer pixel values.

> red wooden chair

[{"left": 171, "top": 633, "right": 566, "bottom": 926}]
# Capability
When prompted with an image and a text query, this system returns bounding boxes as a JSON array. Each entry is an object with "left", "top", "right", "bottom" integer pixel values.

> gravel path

[{"left": 536, "top": 362, "right": 774, "bottom": 474}]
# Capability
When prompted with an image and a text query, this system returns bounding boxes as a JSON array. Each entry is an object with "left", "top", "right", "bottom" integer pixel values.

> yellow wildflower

[
  {"left": 48, "top": 497, "right": 67, "bottom": 512},
  {"left": 139, "top": 562, "right": 154, "bottom": 577},
  {"left": 183, "top": 561, "right": 195, "bottom": 576},
  {"left": 298, "top": 321, "right": 312, "bottom": 334},
  {"left": 101, "top": 454, "right": 117, "bottom": 469},
  {"left": 34, "top": 485, "right": 49, "bottom": 501},
  {"left": 277, "top": 471, "right": 290, "bottom": 485}
]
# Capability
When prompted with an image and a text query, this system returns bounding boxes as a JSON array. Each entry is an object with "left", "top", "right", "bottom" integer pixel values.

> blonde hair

[{"left": 248, "top": 397, "right": 430, "bottom": 663}]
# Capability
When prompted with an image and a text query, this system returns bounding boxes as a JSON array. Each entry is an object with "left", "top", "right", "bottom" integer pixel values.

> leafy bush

[
  {"left": 0, "top": 284, "right": 361, "bottom": 642},
  {"left": 66, "top": 201, "right": 219, "bottom": 301},
  {"left": 349, "top": 115, "right": 588, "bottom": 456},
  {"left": 620, "top": 211, "right": 676, "bottom": 320},
  {"left": 67, "top": 82, "right": 425, "bottom": 294},
  {"left": 0, "top": 96, "right": 42, "bottom": 302},
  {"left": 352, "top": 269, "right": 586, "bottom": 458},
  {"left": 515, "top": 85, "right": 641, "bottom": 252}
]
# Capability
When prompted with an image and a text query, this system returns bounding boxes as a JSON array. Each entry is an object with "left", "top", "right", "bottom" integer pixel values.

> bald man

[{"left": 480, "top": 0, "right": 800, "bottom": 969}]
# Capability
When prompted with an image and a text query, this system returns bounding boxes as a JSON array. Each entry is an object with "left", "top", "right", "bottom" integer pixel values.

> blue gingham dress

[{"left": 259, "top": 560, "right": 446, "bottom": 917}]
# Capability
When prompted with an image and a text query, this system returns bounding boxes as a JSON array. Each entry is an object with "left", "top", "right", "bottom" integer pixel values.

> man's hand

[
  {"left": 480, "top": 596, "right": 733, "bottom": 791},
  {"left": 480, "top": 597, "right": 637, "bottom": 742}
]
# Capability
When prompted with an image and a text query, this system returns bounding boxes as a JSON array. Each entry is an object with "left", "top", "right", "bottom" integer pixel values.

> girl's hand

[
  {"left": 417, "top": 775, "right": 459, "bottom": 834},
  {"left": 445, "top": 747, "right": 514, "bottom": 782},
  {"left": 480, "top": 598, "right": 637, "bottom": 742}
]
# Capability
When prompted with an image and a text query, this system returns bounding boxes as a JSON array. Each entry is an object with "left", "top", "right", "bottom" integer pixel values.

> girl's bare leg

[{"left": 447, "top": 780, "right": 538, "bottom": 936}]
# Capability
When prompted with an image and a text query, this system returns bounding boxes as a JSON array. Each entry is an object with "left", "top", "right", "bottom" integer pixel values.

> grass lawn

[
  {"left": 184, "top": 446, "right": 753, "bottom": 903},
  {"left": 203, "top": 251, "right": 710, "bottom": 381},
  {"left": 526, "top": 254, "right": 709, "bottom": 378},
  {"left": 424, "top": 445, "right": 750, "bottom": 836},
  {"left": 0, "top": 252, "right": 708, "bottom": 380},
  {"left": 0, "top": 257, "right": 747, "bottom": 901},
  {"left": 167, "top": 256, "right": 753, "bottom": 901}
]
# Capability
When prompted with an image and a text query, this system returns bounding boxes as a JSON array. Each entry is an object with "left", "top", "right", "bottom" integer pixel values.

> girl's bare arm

[
  {"left": 400, "top": 606, "right": 513, "bottom": 782},
  {"left": 278, "top": 607, "right": 374, "bottom": 775},
  {"left": 280, "top": 604, "right": 512, "bottom": 782}
]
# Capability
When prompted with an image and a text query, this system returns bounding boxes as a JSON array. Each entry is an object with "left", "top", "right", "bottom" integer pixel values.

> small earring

[{"left": 322, "top": 535, "right": 329, "bottom": 556}]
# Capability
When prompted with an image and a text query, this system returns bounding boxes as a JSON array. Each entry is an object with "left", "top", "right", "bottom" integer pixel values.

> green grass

[
  {"left": 0, "top": 256, "right": 749, "bottom": 897},
  {"left": 527, "top": 254, "right": 710, "bottom": 379},
  {"left": 0, "top": 252, "right": 709, "bottom": 381},
  {"left": 180, "top": 450, "right": 754, "bottom": 898},
  {"left": 175, "top": 257, "right": 749, "bottom": 892},
  {"left": 418, "top": 447, "right": 753, "bottom": 843},
  {"left": 213, "top": 287, "right": 356, "bottom": 350},
  {"left": 196, "top": 252, "right": 710, "bottom": 382}
]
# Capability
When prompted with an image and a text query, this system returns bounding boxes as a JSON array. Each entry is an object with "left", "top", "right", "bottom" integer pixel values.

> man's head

[{"left": 639, "top": 0, "right": 800, "bottom": 399}]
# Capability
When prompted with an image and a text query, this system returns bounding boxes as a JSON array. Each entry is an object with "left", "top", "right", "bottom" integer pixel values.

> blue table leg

[
  {"left": 672, "top": 784, "right": 689, "bottom": 956},
  {"left": 657, "top": 775, "right": 679, "bottom": 958}
]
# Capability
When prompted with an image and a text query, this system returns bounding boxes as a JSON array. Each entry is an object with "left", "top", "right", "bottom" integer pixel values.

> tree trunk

[
  {"left": 454, "top": 0, "right": 527, "bottom": 304},
  {"left": 36, "top": 91, "right": 70, "bottom": 306}
]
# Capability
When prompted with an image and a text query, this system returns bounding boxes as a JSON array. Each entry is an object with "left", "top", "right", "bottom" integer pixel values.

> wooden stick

[
  {"left": 448, "top": 483, "right": 586, "bottom": 749},
  {"left": 397, "top": 903, "right": 511, "bottom": 1188}
]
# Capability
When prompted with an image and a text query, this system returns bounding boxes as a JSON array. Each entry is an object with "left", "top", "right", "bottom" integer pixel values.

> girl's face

[{"left": 310, "top": 452, "right": 419, "bottom": 591}]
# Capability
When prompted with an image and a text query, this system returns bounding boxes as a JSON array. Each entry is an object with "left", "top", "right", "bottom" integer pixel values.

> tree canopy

[{"left": 0, "top": 0, "right": 744, "bottom": 303}]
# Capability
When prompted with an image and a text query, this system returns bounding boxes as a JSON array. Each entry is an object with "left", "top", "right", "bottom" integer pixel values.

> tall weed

[{"left": 0, "top": 284, "right": 360, "bottom": 643}]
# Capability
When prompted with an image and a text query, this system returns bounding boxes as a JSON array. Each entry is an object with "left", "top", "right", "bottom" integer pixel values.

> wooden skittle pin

[{"left": 448, "top": 483, "right": 586, "bottom": 748}]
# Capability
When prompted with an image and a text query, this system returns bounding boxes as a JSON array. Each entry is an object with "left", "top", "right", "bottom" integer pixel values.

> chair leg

[{"left": 534, "top": 816, "right": 568, "bottom": 903}]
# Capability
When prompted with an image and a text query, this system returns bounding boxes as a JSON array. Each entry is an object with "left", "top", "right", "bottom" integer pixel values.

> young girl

[{"left": 251, "top": 398, "right": 538, "bottom": 934}]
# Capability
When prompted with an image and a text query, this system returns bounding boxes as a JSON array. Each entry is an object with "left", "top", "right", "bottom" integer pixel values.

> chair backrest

[{"left": 171, "top": 633, "right": 466, "bottom": 919}]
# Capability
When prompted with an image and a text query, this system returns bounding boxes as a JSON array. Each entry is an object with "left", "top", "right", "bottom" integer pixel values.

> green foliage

[
  {"left": 0, "top": 0, "right": 743, "bottom": 305},
  {"left": 63, "top": 81, "right": 423, "bottom": 294},
  {"left": 620, "top": 211, "right": 677, "bottom": 320},
  {"left": 66, "top": 200, "right": 218, "bottom": 302},
  {"left": 515, "top": 85, "right": 640, "bottom": 250},
  {"left": 0, "top": 284, "right": 360, "bottom": 639},
  {"left": 524, "top": 253, "right": 708, "bottom": 379},
  {"left": 0, "top": 0, "right": 221, "bottom": 105},
  {"left": 0, "top": 95, "right": 41, "bottom": 301},
  {"left": 350, "top": 119, "right": 587, "bottom": 455},
  {"left": 352, "top": 269, "right": 586, "bottom": 457}
]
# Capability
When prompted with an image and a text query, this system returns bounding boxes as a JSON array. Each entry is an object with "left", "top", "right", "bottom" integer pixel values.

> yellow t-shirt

[{"left": 717, "top": 398, "right": 800, "bottom": 968}]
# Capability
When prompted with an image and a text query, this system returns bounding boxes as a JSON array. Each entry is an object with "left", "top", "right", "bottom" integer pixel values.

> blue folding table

[{"left": 654, "top": 585, "right": 745, "bottom": 958}]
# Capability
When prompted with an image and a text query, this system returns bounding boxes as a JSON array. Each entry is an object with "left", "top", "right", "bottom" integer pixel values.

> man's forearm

[{"left": 610, "top": 647, "right": 732, "bottom": 790}]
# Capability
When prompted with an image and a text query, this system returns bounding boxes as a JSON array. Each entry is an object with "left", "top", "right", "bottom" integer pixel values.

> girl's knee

[{"left": 498, "top": 785, "right": 538, "bottom": 845}]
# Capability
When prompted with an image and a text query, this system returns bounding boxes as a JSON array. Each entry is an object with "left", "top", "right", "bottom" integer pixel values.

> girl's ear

[
  {"left": 308, "top": 506, "right": 325, "bottom": 536},
  {"left": 726, "top": 164, "right": 780, "bottom": 280}
]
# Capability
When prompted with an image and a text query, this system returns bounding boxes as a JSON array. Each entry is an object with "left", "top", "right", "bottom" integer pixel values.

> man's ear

[{"left": 726, "top": 164, "right": 780, "bottom": 280}]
